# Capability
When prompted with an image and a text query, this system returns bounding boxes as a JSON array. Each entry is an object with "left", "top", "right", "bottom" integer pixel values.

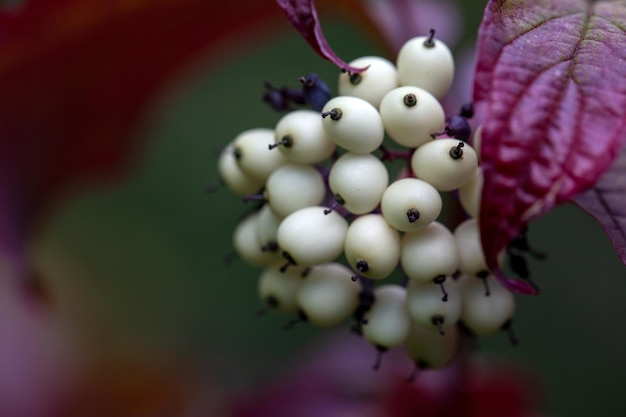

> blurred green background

[{"left": 32, "top": 2, "right": 626, "bottom": 416}]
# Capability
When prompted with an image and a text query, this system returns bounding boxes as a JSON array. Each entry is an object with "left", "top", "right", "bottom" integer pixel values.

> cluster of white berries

[{"left": 216, "top": 30, "right": 517, "bottom": 375}]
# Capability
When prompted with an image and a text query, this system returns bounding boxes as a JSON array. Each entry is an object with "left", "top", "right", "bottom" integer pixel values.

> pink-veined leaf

[
  {"left": 276, "top": 0, "right": 370, "bottom": 73},
  {"left": 574, "top": 143, "right": 626, "bottom": 264},
  {"left": 473, "top": 0, "right": 626, "bottom": 294}
]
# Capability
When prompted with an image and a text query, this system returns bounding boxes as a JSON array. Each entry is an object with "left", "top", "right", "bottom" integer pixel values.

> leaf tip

[{"left": 492, "top": 265, "right": 540, "bottom": 295}]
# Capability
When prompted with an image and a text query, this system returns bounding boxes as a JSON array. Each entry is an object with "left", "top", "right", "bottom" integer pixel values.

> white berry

[
  {"left": 458, "top": 167, "right": 483, "bottom": 218},
  {"left": 258, "top": 263, "right": 305, "bottom": 313},
  {"left": 400, "top": 221, "right": 459, "bottom": 284},
  {"left": 379, "top": 86, "right": 445, "bottom": 148},
  {"left": 265, "top": 163, "right": 326, "bottom": 218},
  {"left": 396, "top": 34, "right": 455, "bottom": 99},
  {"left": 277, "top": 206, "right": 348, "bottom": 267},
  {"left": 256, "top": 204, "right": 283, "bottom": 252},
  {"left": 233, "top": 213, "right": 280, "bottom": 267},
  {"left": 411, "top": 138, "right": 478, "bottom": 191},
  {"left": 472, "top": 125, "right": 483, "bottom": 162},
  {"left": 405, "top": 279, "right": 461, "bottom": 334},
  {"left": 272, "top": 110, "right": 336, "bottom": 164},
  {"left": 362, "top": 285, "right": 410, "bottom": 348},
  {"left": 217, "top": 142, "right": 264, "bottom": 196},
  {"left": 344, "top": 214, "right": 401, "bottom": 280},
  {"left": 296, "top": 263, "right": 360, "bottom": 327},
  {"left": 338, "top": 56, "right": 398, "bottom": 108},
  {"left": 453, "top": 218, "right": 488, "bottom": 277},
  {"left": 380, "top": 178, "right": 442, "bottom": 232},
  {"left": 459, "top": 274, "right": 516, "bottom": 337},
  {"left": 405, "top": 322, "right": 459, "bottom": 370},
  {"left": 328, "top": 152, "right": 389, "bottom": 214},
  {"left": 321, "top": 96, "right": 385, "bottom": 154},
  {"left": 233, "top": 128, "right": 286, "bottom": 182}
]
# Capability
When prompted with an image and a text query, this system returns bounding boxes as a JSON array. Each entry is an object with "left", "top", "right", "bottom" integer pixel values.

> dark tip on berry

[
  {"left": 406, "top": 362, "right": 420, "bottom": 383},
  {"left": 233, "top": 147, "right": 242, "bottom": 160},
  {"left": 476, "top": 270, "right": 489, "bottom": 279},
  {"left": 349, "top": 72, "right": 362, "bottom": 85},
  {"left": 431, "top": 315, "right": 445, "bottom": 335},
  {"left": 502, "top": 319, "right": 519, "bottom": 346},
  {"left": 324, "top": 194, "right": 345, "bottom": 215},
  {"left": 476, "top": 271, "right": 491, "bottom": 296},
  {"left": 403, "top": 93, "right": 417, "bottom": 107},
  {"left": 321, "top": 108, "right": 342, "bottom": 120},
  {"left": 282, "top": 310, "right": 308, "bottom": 330},
  {"left": 373, "top": 345, "right": 388, "bottom": 371},
  {"left": 261, "top": 241, "right": 279, "bottom": 252},
  {"left": 406, "top": 208, "right": 420, "bottom": 223},
  {"left": 423, "top": 28, "right": 436, "bottom": 48},
  {"left": 356, "top": 260, "right": 369, "bottom": 272},
  {"left": 279, "top": 251, "right": 297, "bottom": 272},
  {"left": 256, "top": 297, "right": 279, "bottom": 316},
  {"left": 269, "top": 135, "right": 294, "bottom": 150},
  {"left": 449, "top": 141, "right": 465, "bottom": 159},
  {"left": 282, "top": 251, "right": 296, "bottom": 262},
  {"left": 407, "top": 361, "right": 428, "bottom": 383},
  {"left": 266, "top": 295, "right": 279, "bottom": 309},
  {"left": 433, "top": 275, "right": 448, "bottom": 302},
  {"left": 282, "top": 135, "right": 294, "bottom": 147},
  {"left": 351, "top": 260, "right": 370, "bottom": 281}
]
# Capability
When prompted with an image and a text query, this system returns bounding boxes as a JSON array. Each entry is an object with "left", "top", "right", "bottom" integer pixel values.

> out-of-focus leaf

[
  {"left": 230, "top": 334, "right": 540, "bottom": 417},
  {"left": 473, "top": 0, "right": 626, "bottom": 293},
  {"left": 365, "top": 0, "right": 464, "bottom": 53},
  {"left": 0, "top": 0, "right": 282, "bottom": 268},
  {"left": 276, "top": 0, "right": 370, "bottom": 73},
  {"left": 574, "top": 144, "right": 626, "bottom": 264}
]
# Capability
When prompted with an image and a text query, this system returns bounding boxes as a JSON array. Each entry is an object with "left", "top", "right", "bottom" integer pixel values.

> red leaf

[
  {"left": 473, "top": 0, "right": 626, "bottom": 293},
  {"left": 0, "top": 0, "right": 281, "bottom": 265},
  {"left": 276, "top": 0, "right": 369, "bottom": 73},
  {"left": 574, "top": 144, "right": 626, "bottom": 264}
]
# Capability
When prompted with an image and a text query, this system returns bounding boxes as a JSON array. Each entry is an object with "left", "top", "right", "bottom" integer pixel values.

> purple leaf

[
  {"left": 276, "top": 0, "right": 368, "bottom": 73},
  {"left": 574, "top": 144, "right": 626, "bottom": 264},
  {"left": 473, "top": 0, "right": 626, "bottom": 294}
]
